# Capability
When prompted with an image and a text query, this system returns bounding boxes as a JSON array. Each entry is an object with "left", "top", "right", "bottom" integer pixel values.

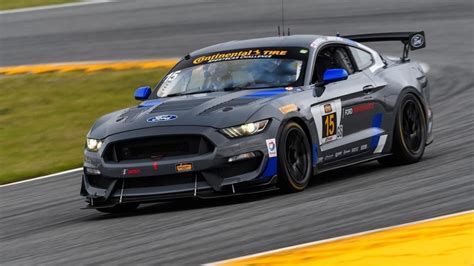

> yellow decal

[
  {"left": 279, "top": 104, "right": 298, "bottom": 114},
  {"left": 176, "top": 163, "right": 193, "bottom": 172},
  {"left": 323, "top": 113, "right": 336, "bottom": 138}
]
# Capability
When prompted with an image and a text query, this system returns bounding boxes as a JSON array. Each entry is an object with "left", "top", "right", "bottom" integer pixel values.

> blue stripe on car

[
  {"left": 242, "top": 88, "right": 287, "bottom": 98},
  {"left": 371, "top": 113, "right": 383, "bottom": 149},
  {"left": 312, "top": 144, "right": 318, "bottom": 166},
  {"left": 139, "top": 99, "right": 162, "bottom": 107},
  {"left": 261, "top": 157, "right": 278, "bottom": 179}
]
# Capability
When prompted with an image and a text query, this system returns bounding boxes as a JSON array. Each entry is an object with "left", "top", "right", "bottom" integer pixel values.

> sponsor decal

[
  {"left": 343, "top": 149, "right": 351, "bottom": 155},
  {"left": 344, "top": 102, "right": 375, "bottom": 116},
  {"left": 335, "top": 151, "right": 342, "bottom": 158},
  {"left": 152, "top": 162, "right": 159, "bottom": 171},
  {"left": 157, "top": 71, "right": 181, "bottom": 97},
  {"left": 353, "top": 102, "right": 375, "bottom": 113},
  {"left": 176, "top": 163, "right": 193, "bottom": 172},
  {"left": 147, "top": 114, "right": 178, "bottom": 122},
  {"left": 324, "top": 104, "right": 333, "bottom": 113},
  {"left": 266, "top": 138, "right": 277, "bottom": 158},
  {"left": 311, "top": 99, "right": 342, "bottom": 145},
  {"left": 310, "top": 38, "right": 324, "bottom": 48},
  {"left": 324, "top": 154, "right": 334, "bottom": 160},
  {"left": 279, "top": 104, "right": 298, "bottom": 114},
  {"left": 311, "top": 36, "right": 344, "bottom": 49},
  {"left": 299, "top": 49, "right": 308, "bottom": 54},
  {"left": 192, "top": 49, "right": 288, "bottom": 64},
  {"left": 361, "top": 144, "right": 368, "bottom": 151},
  {"left": 336, "top": 124, "right": 344, "bottom": 139},
  {"left": 122, "top": 168, "right": 141, "bottom": 175},
  {"left": 351, "top": 147, "right": 359, "bottom": 153}
]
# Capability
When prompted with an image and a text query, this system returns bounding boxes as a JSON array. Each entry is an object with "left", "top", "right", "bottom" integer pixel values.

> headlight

[
  {"left": 86, "top": 138, "right": 103, "bottom": 152},
  {"left": 220, "top": 120, "right": 269, "bottom": 138}
]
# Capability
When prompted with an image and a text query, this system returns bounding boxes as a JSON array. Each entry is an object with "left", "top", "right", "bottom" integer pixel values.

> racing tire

[
  {"left": 379, "top": 93, "right": 426, "bottom": 166},
  {"left": 96, "top": 203, "right": 140, "bottom": 214},
  {"left": 277, "top": 122, "right": 312, "bottom": 192}
]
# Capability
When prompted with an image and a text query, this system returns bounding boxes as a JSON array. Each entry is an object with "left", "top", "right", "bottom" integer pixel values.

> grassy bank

[
  {"left": 0, "top": 0, "right": 78, "bottom": 10},
  {"left": 0, "top": 69, "right": 169, "bottom": 184}
]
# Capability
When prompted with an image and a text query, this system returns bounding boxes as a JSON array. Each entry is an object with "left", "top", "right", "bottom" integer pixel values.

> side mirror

[
  {"left": 134, "top": 86, "right": 151, "bottom": 100},
  {"left": 313, "top": 69, "right": 349, "bottom": 97},
  {"left": 323, "top": 68, "right": 349, "bottom": 83}
]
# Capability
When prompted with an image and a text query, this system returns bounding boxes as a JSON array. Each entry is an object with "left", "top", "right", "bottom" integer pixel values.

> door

[{"left": 309, "top": 44, "right": 380, "bottom": 167}]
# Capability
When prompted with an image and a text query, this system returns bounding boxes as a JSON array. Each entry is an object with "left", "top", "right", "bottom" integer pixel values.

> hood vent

[
  {"left": 117, "top": 108, "right": 144, "bottom": 122},
  {"left": 199, "top": 97, "right": 260, "bottom": 115},
  {"left": 151, "top": 98, "right": 209, "bottom": 112}
]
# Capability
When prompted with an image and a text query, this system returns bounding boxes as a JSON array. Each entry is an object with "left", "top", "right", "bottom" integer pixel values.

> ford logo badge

[{"left": 147, "top": 114, "right": 178, "bottom": 122}]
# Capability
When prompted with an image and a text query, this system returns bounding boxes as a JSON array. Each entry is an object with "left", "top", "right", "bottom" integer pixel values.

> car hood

[{"left": 88, "top": 88, "right": 294, "bottom": 139}]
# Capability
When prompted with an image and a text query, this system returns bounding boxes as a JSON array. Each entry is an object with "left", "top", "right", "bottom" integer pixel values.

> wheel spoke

[
  {"left": 401, "top": 100, "right": 423, "bottom": 152},
  {"left": 284, "top": 128, "right": 309, "bottom": 183}
]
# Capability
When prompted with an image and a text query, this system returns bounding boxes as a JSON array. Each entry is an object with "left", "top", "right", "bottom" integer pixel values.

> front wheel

[
  {"left": 277, "top": 122, "right": 312, "bottom": 192},
  {"left": 379, "top": 93, "right": 426, "bottom": 166}
]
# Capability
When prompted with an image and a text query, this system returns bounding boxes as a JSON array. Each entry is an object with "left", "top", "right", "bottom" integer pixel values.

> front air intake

[{"left": 103, "top": 135, "right": 214, "bottom": 162}]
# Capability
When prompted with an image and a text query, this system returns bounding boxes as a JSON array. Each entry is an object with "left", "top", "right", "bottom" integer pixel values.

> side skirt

[{"left": 315, "top": 153, "right": 392, "bottom": 175}]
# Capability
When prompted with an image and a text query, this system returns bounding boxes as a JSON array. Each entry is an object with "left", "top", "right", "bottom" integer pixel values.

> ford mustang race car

[{"left": 81, "top": 32, "right": 433, "bottom": 213}]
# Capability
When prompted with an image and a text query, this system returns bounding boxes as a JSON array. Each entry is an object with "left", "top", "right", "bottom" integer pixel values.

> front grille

[{"left": 103, "top": 135, "right": 214, "bottom": 162}]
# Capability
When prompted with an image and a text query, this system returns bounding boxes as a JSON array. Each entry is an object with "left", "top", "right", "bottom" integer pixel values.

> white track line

[
  {"left": 204, "top": 209, "right": 474, "bottom": 266},
  {"left": 0, "top": 168, "right": 82, "bottom": 188},
  {"left": 0, "top": 0, "right": 113, "bottom": 15}
]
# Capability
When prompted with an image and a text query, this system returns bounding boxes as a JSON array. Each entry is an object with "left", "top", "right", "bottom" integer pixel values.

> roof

[{"left": 189, "top": 35, "right": 324, "bottom": 57}]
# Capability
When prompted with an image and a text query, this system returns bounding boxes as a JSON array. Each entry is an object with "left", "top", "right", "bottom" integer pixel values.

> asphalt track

[{"left": 1, "top": 0, "right": 473, "bottom": 264}]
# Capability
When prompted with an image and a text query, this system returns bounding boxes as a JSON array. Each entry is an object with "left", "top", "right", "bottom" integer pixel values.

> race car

[{"left": 81, "top": 32, "right": 433, "bottom": 213}]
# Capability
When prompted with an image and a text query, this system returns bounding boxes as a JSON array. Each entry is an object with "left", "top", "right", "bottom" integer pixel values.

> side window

[
  {"left": 312, "top": 46, "right": 355, "bottom": 84},
  {"left": 348, "top": 47, "right": 374, "bottom": 70}
]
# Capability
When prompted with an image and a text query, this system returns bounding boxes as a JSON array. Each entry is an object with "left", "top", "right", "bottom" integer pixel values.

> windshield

[{"left": 153, "top": 47, "right": 308, "bottom": 98}]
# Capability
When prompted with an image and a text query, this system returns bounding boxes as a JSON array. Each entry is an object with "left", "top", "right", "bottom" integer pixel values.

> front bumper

[{"left": 81, "top": 124, "right": 279, "bottom": 207}]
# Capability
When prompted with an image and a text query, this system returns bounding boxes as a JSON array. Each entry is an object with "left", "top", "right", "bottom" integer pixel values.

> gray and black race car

[{"left": 81, "top": 32, "right": 433, "bottom": 213}]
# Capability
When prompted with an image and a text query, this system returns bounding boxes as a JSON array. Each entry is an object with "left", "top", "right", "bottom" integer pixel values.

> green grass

[
  {"left": 0, "top": 0, "right": 78, "bottom": 10},
  {"left": 0, "top": 69, "right": 169, "bottom": 184}
]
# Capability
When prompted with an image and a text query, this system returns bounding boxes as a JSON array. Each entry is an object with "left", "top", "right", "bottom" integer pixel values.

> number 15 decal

[
  {"left": 322, "top": 113, "right": 336, "bottom": 138},
  {"left": 311, "top": 99, "right": 343, "bottom": 145}
]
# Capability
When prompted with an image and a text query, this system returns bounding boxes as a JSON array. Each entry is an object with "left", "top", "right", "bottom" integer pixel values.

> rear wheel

[
  {"left": 379, "top": 93, "right": 426, "bottom": 166},
  {"left": 277, "top": 122, "right": 312, "bottom": 192},
  {"left": 96, "top": 203, "right": 139, "bottom": 214}
]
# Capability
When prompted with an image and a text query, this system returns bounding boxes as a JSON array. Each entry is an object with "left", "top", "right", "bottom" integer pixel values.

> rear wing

[{"left": 342, "top": 31, "right": 425, "bottom": 61}]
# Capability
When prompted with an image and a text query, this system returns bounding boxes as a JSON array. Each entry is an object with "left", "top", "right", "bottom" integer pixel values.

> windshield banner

[{"left": 193, "top": 49, "right": 289, "bottom": 64}]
